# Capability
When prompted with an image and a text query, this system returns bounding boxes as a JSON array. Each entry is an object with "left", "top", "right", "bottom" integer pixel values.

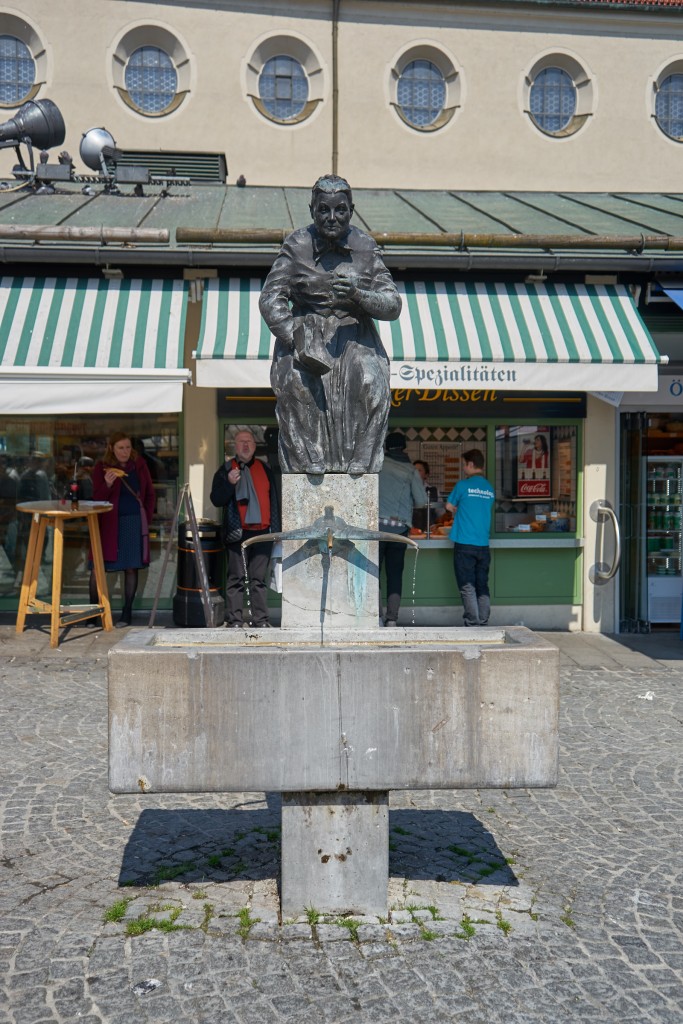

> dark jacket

[{"left": 210, "top": 456, "right": 281, "bottom": 546}]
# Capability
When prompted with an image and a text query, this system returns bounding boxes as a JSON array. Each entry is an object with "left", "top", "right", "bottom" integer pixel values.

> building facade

[{"left": 0, "top": 0, "right": 682, "bottom": 630}]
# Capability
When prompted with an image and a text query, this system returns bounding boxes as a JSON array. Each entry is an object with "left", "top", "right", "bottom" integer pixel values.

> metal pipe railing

[{"left": 175, "top": 226, "right": 683, "bottom": 251}]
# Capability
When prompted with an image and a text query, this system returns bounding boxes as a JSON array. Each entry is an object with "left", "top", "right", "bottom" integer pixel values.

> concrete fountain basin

[{"left": 108, "top": 625, "right": 558, "bottom": 795}]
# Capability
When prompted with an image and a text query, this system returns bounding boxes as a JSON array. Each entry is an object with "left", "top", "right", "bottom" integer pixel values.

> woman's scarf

[{"left": 234, "top": 461, "right": 262, "bottom": 525}]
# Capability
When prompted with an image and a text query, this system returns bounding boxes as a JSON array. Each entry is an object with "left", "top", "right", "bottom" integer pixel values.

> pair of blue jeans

[
  {"left": 378, "top": 536, "right": 408, "bottom": 623},
  {"left": 453, "top": 543, "right": 491, "bottom": 626}
]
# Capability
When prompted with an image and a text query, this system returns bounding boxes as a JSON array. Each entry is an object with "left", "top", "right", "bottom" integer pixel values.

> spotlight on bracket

[
  {"left": 0, "top": 98, "right": 65, "bottom": 151},
  {"left": 79, "top": 126, "right": 117, "bottom": 176},
  {"left": 0, "top": 98, "right": 66, "bottom": 185},
  {"left": 80, "top": 126, "right": 150, "bottom": 189}
]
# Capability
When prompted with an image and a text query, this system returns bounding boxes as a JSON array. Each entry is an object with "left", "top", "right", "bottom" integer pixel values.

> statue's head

[{"left": 310, "top": 174, "right": 354, "bottom": 241}]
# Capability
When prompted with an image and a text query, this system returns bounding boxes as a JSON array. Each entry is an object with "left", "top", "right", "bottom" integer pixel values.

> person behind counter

[
  {"left": 445, "top": 449, "right": 495, "bottom": 627},
  {"left": 413, "top": 459, "right": 439, "bottom": 502},
  {"left": 210, "top": 428, "right": 280, "bottom": 628},
  {"left": 89, "top": 431, "right": 155, "bottom": 627},
  {"left": 378, "top": 432, "right": 426, "bottom": 627}
]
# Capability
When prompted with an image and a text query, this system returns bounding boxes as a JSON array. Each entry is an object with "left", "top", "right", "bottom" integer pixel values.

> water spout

[{"left": 241, "top": 505, "right": 419, "bottom": 552}]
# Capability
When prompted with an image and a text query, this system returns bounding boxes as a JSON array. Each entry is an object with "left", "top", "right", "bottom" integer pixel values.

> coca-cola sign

[
  {"left": 516, "top": 428, "right": 551, "bottom": 498},
  {"left": 518, "top": 479, "right": 551, "bottom": 498}
]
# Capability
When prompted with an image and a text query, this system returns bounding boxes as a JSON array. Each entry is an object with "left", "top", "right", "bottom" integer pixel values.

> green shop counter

[{"left": 384, "top": 536, "right": 584, "bottom": 629}]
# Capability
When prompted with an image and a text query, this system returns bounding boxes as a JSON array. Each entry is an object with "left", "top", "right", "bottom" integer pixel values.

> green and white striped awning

[
  {"left": 195, "top": 279, "right": 664, "bottom": 392},
  {"left": 0, "top": 277, "right": 190, "bottom": 412}
]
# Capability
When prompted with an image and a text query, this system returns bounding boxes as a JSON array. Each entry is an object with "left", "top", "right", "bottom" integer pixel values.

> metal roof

[{"left": 3, "top": 184, "right": 683, "bottom": 274}]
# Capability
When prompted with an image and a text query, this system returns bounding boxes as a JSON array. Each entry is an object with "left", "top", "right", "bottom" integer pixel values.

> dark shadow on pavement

[
  {"left": 389, "top": 809, "right": 518, "bottom": 885},
  {"left": 118, "top": 804, "right": 517, "bottom": 888}
]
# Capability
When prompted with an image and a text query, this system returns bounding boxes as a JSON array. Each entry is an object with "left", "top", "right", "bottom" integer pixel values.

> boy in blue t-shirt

[{"left": 445, "top": 449, "right": 495, "bottom": 626}]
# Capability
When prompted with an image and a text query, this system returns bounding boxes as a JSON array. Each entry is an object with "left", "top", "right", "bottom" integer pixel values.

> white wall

[{"left": 7, "top": 0, "right": 683, "bottom": 190}]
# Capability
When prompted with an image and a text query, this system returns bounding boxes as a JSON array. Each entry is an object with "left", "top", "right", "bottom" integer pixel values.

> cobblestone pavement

[{"left": 0, "top": 622, "right": 682, "bottom": 1023}]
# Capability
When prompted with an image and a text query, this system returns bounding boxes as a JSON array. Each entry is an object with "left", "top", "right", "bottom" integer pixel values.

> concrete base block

[
  {"left": 281, "top": 791, "right": 389, "bottom": 917},
  {"left": 281, "top": 474, "right": 378, "bottom": 629}
]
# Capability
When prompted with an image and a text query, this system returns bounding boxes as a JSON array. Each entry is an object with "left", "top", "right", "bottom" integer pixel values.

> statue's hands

[{"left": 331, "top": 276, "right": 359, "bottom": 304}]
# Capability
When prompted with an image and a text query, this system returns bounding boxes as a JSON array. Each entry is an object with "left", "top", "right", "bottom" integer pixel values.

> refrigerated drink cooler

[{"left": 646, "top": 457, "right": 683, "bottom": 623}]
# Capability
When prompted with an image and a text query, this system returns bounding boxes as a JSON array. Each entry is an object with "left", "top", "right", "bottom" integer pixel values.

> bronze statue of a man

[{"left": 259, "top": 175, "right": 401, "bottom": 475}]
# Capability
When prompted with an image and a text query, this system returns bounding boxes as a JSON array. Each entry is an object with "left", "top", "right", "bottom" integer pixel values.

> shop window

[
  {"left": 494, "top": 425, "right": 578, "bottom": 534},
  {"left": 0, "top": 415, "right": 179, "bottom": 609}
]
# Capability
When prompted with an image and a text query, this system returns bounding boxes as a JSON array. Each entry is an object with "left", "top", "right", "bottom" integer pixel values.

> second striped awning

[{"left": 194, "top": 279, "right": 664, "bottom": 392}]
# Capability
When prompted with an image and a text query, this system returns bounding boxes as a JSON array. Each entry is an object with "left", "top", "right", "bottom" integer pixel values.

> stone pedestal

[
  {"left": 281, "top": 474, "right": 378, "bottom": 629},
  {"left": 281, "top": 791, "right": 389, "bottom": 916}
]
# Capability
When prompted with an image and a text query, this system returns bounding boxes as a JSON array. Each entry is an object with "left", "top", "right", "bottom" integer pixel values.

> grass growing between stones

[
  {"left": 561, "top": 905, "right": 576, "bottom": 928},
  {"left": 252, "top": 825, "right": 281, "bottom": 843},
  {"left": 237, "top": 907, "right": 260, "bottom": 939},
  {"left": 446, "top": 842, "right": 512, "bottom": 881},
  {"left": 496, "top": 910, "right": 512, "bottom": 935},
  {"left": 334, "top": 917, "right": 361, "bottom": 942},
  {"left": 201, "top": 903, "right": 214, "bottom": 931},
  {"left": 404, "top": 903, "right": 444, "bottom": 922},
  {"left": 149, "top": 861, "right": 196, "bottom": 885},
  {"left": 103, "top": 899, "right": 129, "bottom": 923},
  {"left": 126, "top": 904, "right": 186, "bottom": 936},
  {"left": 455, "top": 913, "right": 477, "bottom": 940},
  {"left": 141, "top": 837, "right": 264, "bottom": 887}
]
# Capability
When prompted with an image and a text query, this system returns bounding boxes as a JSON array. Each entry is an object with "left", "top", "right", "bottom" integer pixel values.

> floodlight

[
  {"left": 79, "top": 126, "right": 118, "bottom": 175},
  {"left": 0, "top": 99, "right": 65, "bottom": 150}
]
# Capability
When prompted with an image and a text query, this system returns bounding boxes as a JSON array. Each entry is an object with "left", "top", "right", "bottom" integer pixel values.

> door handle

[{"left": 589, "top": 499, "right": 622, "bottom": 584}]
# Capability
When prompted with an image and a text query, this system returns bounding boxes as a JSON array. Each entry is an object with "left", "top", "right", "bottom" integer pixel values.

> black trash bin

[{"left": 173, "top": 520, "right": 225, "bottom": 626}]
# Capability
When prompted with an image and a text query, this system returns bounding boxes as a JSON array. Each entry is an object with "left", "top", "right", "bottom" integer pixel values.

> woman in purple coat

[{"left": 89, "top": 431, "right": 155, "bottom": 626}]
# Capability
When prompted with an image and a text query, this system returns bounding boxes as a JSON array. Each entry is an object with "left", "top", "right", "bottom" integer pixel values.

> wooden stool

[{"left": 15, "top": 501, "right": 114, "bottom": 648}]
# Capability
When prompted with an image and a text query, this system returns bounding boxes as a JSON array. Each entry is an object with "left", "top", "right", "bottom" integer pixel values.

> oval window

[
  {"left": 0, "top": 35, "right": 35, "bottom": 106},
  {"left": 396, "top": 59, "right": 446, "bottom": 128},
  {"left": 655, "top": 73, "right": 683, "bottom": 141},
  {"left": 529, "top": 66, "right": 577, "bottom": 135},
  {"left": 258, "top": 55, "right": 308, "bottom": 122},
  {"left": 124, "top": 46, "right": 178, "bottom": 115}
]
